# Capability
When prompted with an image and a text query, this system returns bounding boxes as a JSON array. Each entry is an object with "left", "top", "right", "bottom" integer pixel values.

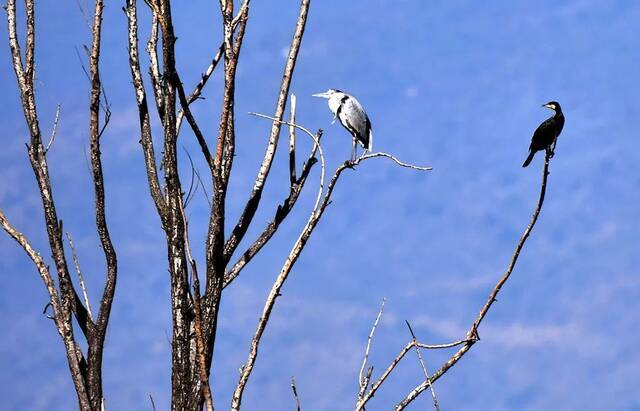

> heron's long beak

[{"left": 312, "top": 92, "right": 331, "bottom": 98}]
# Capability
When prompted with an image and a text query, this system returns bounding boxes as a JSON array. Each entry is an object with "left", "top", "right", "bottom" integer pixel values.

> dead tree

[
  {"left": 2, "top": 0, "right": 555, "bottom": 410},
  {"left": 2, "top": 0, "right": 114, "bottom": 409}
]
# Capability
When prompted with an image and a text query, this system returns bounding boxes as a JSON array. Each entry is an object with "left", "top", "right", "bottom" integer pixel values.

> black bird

[{"left": 522, "top": 101, "right": 565, "bottom": 167}]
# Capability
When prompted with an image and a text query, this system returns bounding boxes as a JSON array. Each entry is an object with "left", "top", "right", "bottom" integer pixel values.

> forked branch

[
  {"left": 353, "top": 153, "right": 551, "bottom": 410},
  {"left": 231, "top": 118, "right": 430, "bottom": 409},
  {"left": 393, "top": 153, "right": 552, "bottom": 410},
  {"left": 223, "top": 0, "right": 311, "bottom": 264}
]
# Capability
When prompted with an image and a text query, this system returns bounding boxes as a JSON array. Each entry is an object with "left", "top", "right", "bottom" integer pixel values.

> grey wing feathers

[{"left": 339, "top": 96, "right": 372, "bottom": 150}]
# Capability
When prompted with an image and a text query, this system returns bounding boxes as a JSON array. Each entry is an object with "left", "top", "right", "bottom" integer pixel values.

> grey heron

[
  {"left": 312, "top": 89, "right": 373, "bottom": 161},
  {"left": 522, "top": 101, "right": 565, "bottom": 167}
]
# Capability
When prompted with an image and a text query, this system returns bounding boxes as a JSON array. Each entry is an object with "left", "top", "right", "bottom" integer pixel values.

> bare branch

[
  {"left": 0, "top": 206, "right": 91, "bottom": 408},
  {"left": 45, "top": 104, "right": 62, "bottom": 153},
  {"left": 357, "top": 298, "right": 386, "bottom": 402},
  {"left": 84, "top": 1, "right": 120, "bottom": 408},
  {"left": 395, "top": 153, "right": 553, "bottom": 410},
  {"left": 291, "top": 377, "right": 301, "bottom": 411},
  {"left": 223, "top": 0, "right": 311, "bottom": 264},
  {"left": 223, "top": 113, "right": 322, "bottom": 287},
  {"left": 356, "top": 336, "right": 468, "bottom": 410},
  {"left": 197, "top": 1, "right": 253, "bottom": 388},
  {"left": 179, "top": 202, "right": 214, "bottom": 411},
  {"left": 288, "top": 94, "right": 297, "bottom": 186},
  {"left": 175, "top": 43, "right": 225, "bottom": 133},
  {"left": 233, "top": 106, "right": 431, "bottom": 408},
  {"left": 66, "top": 232, "right": 93, "bottom": 321},
  {"left": 248, "top": 111, "right": 325, "bottom": 211},
  {"left": 405, "top": 321, "right": 440, "bottom": 411},
  {"left": 359, "top": 152, "right": 432, "bottom": 171},
  {"left": 124, "top": 0, "right": 167, "bottom": 217},
  {"left": 175, "top": 73, "right": 214, "bottom": 170},
  {"left": 145, "top": 6, "right": 165, "bottom": 125},
  {"left": 0, "top": 208, "right": 60, "bottom": 312},
  {"left": 24, "top": 0, "right": 35, "bottom": 88}
]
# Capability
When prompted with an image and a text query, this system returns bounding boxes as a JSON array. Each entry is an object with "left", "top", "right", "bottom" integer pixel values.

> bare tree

[
  {"left": 2, "top": 1, "right": 556, "bottom": 410},
  {"left": 3, "top": 0, "right": 114, "bottom": 409}
]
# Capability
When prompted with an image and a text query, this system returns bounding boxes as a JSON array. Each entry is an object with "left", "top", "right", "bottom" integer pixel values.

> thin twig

[
  {"left": 355, "top": 337, "right": 469, "bottom": 410},
  {"left": 222, "top": 112, "right": 321, "bottom": 287},
  {"left": 45, "top": 104, "right": 61, "bottom": 153},
  {"left": 148, "top": 394, "right": 156, "bottom": 411},
  {"left": 357, "top": 298, "right": 386, "bottom": 402},
  {"left": 405, "top": 320, "right": 439, "bottom": 411},
  {"left": 175, "top": 72, "right": 214, "bottom": 170},
  {"left": 358, "top": 152, "right": 432, "bottom": 171},
  {"left": 288, "top": 94, "right": 297, "bottom": 186},
  {"left": 248, "top": 112, "right": 324, "bottom": 211},
  {"left": 66, "top": 232, "right": 93, "bottom": 321},
  {"left": 175, "top": 43, "right": 225, "bottom": 133},
  {"left": 145, "top": 6, "right": 165, "bottom": 125},
  {"left": 182, "top": 147, "right": 199, "bottom": 208},
  {"left": 194, "top": 167, "right": 212, "bottom": 209},
  {"left": 291, "top": 377, "right": 301, "bottom": 411}
]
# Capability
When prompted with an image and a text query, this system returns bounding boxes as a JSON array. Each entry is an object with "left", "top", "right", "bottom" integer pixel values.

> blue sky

[{"left": 1, "top": 1, "right": 639, "bottom": 410}]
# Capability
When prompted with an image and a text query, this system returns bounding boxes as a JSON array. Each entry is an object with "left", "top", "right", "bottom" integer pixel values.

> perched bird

[
  {"left": 522, "top": 101, "right": 565, "bottom": 167},
  {"left": 312, "top": 89, "right": 373, "bottom": 160}
]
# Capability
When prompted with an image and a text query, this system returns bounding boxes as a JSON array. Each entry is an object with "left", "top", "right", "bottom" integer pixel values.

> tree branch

[
  {"left": 357, "top": 298, "right": 385, "bottom": 403},
  {"left": 87, "top": 1, "right": 118, "bottom": 407},
  {"left": 175, "top": 73, "right": 214, "bottom": 171},
  {"left": 288, "top": 94, "right": 297, "bottom": 186},
  {"left": 45, "top": 104, "right": 61, "bottom": 153},
  {"left": 223, "top": 112, "right": 322, "bottom": 288},
  {"left": 175, "top": 43, "right": 225, "bottom": 134},
  {"left": 0, "top": 208, "right": 60, "bottom": 318},
  {"left": 66, "top": 232, "right": 94, "bottom": 321},
  {"left": 145, "top": 4, "right": 165, "bottom": 125},
  {"left": 178, "top": 202, "right": 214, "bottom": 411},
  {"left": 222, "top": 0, "right": 310, "bottom": 264},
  {"left": 291, "top": 377, "right": 301, "bottom": 411},
  {"left": 394, "top": 153, "right": 552, "bottom": 410},
  {"left": 405, "top": 320, "right": 440, "bottom": 411},
  {"left": 124, "top": 0, "right": 168, "bottom": 218},
  {"left": 231, "top": 139, "right": 428, "bottom": 409}
]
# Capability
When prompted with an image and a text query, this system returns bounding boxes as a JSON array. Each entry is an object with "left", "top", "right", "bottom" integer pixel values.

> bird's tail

[
  {"left": 366, "top": 130, "right": 373, "bottom": 152},
  {"left": 522, "top": 150, "right": 535, "bottom": 168}
]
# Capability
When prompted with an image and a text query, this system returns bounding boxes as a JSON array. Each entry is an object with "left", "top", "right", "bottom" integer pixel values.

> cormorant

[
  {"left": 522, "top": 101, "right": 565, "bottom": 167},
  {"left": 312, "top": 89, "right": 373, "bottom": 160}
]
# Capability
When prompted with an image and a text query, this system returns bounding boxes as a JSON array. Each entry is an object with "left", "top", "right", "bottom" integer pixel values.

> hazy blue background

[{"left": 1, "top": 1, "right": 639, "bottom": 410}]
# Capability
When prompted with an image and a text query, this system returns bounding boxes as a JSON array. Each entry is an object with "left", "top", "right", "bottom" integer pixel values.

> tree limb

[
  {"left": 231, "top": 141, "right": 429, "bottom": 409},
  {"left": 223, "top": 112, "right": 322, "bottom": 288},
  {"left": 222, "top": 0, "right": 310, "bottom": 264},
  {"left": 124, "top": 0, "right": 168, "bottom": 218},
  {"left": 394, "top": 152, "right": 552, "bottom": 410},
  {"left": 87, "top": 1, "right": 118, "bottom": 407}
]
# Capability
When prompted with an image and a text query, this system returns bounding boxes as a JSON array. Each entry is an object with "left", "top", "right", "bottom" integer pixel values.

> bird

[
  {"left": 312, "top": 89, "right": 372, "bottom": 161},
  {"left": 522, "top": 101, "right": 565, "bottom": 167}
]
